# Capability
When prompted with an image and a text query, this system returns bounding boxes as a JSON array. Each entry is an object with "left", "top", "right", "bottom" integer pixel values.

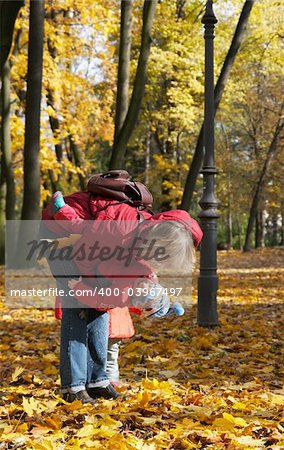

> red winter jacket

[
  {"left": 42, "top": 192, "right": 150, "bottom": 338},
  {"left": 42, "top": 192, "right": 203, "bottom": 335}
]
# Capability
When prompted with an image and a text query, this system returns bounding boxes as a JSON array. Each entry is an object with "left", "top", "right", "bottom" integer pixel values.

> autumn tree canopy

[{"left": 0, "top": 0, "right": 283, "bottom": 250}]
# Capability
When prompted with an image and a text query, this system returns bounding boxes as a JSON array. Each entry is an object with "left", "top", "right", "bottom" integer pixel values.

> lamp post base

[{"left": 197, "top": 274, "right": 219, "bottom": 327}]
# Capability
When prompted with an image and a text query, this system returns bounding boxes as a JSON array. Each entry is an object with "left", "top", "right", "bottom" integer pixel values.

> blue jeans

[
  {"left": 60, "top": 296, "right": 109, "bottom": 392},
  {"left": 40, "top": 227, "right": 110, "bottom": 392},
  {"left": 55, "top": 267, "right": 109, "bottom": 392}
]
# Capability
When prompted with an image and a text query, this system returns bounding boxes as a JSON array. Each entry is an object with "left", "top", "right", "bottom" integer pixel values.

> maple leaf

[{"left": 22, "top": 397, "right": 46, "bottom": 417}]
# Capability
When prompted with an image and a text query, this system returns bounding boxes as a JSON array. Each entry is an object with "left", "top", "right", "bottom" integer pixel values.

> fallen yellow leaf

[{"left": 11, "top": 366, "right": 25, "bottom": 382}]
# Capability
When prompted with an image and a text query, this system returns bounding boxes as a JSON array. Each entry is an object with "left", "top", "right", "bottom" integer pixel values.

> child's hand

[
  {"left": 68, "top": 276, "right": 82, "bottom": 290},
  {"left": 146, "top": 291, "right": 170, "bottom": 318},
  {"left": 167, "top": 302, "right": 185, "bottom": 316},
  {"left": 131, "top": 281, "right": 185, "bottom": 318},
  {"left": 131, "top": 282, "right": 170, "bottom": 318}
]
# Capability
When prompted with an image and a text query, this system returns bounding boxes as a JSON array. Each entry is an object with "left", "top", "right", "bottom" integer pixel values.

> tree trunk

[
  {"left": 145, "top": 124, "right": 151, "bottom": 185},
  {"left": 236, "top": 213, "right": 242, "bottom": 250},
  {"left": 0, "top": 153, "right": 5, "bottom": 264},
  {"left": 255, "top": 208, "right": 265, "bottom": 248},
  {"left": 227, "top": 209, "right": 233, "bottom": 250},
  {"left": 1, "top": 60, "right": 16, "bottom": 220},
  {"left": 114, "top": 0, "right": 133, "bottom": 144},
  {"left": 46, "top": 31, "right": 65, "bottom": 192},
  {"left": 176, "top": 0, "right": 186, "bottom": 20},
  {"left": 181, "top": 0, "right": 256, "bottom": 210},
  {"left": 109, "top": 0, "right": 158, "bottom": 169},
  {"left": 16, "top": 0, "right": 45, "bottom": 268},
  {"left": 46, "top": 89, "right": 63, "bottom": 162},
  {"left": 255, "top": 210, "right": 258, "bottom": 248},
  {"left": 271, "top": 214, "right": 278, "bottom": 246},
  {"left": 281, "top": 203, "right": 284, "bottom": 246},
  {"left": 0, "top": 0, "right": 24, "bottom": 70},
  {"left": 69, "top": 137, "right": 87, "bottom": 190},
  {"left": 226, "top": 135, "right": 233, "bottom": 250},
  {"left": 0, "top": 3, "right": 23, "bottom": 262},
  {"left": 21, "top": 0, "right": 45, "bottom": 220},
  {"left": 176, "top": 130, "right": 182, "bottom": 182},
  {"left": 46, "top": 26, "right": 64, "bottom": 165},
  {"left": 227, "top": 180, "right": 233, "bottom": 249},
  {"left": 48, "top": 169, "right": 58, "bottom": 193},
  {"left": 46, "top": 89, "right": 64, "bottom": 192},
  {"left": 244, "top": 116, "right": 284, "bottom": 251}
]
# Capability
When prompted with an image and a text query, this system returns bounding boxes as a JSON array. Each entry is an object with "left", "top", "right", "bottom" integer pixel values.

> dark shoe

[
  {"left": 63, "top": 389, "right": 97, "bottom": 405},
  {"left": 87, "top": 384, "right": 120, "bottom": 400}
]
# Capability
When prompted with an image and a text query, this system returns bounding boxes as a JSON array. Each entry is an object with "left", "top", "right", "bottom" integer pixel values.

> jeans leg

[
  {"left": 106, "top": 339, "right": 121, "bottom": 382},
  {"left": 56, "top": 268, "right": 109, "bottom": 391},
  {"left": 60, "top": 305, "right": 88, "bottom": 392},
  {"left": 58, "top": 270, "right": 89, "bottom": 393},
  {"left": 86, "top": 310, "right": 109, "bottom": 388}
]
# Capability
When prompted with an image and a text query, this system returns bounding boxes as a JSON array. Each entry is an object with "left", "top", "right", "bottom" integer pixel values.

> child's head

[
  {"left": 138, "top": 209, "right": 203, "bottom": 275},
  {"left": 140, "top": 220, "right": 195, "bottom": 273}
]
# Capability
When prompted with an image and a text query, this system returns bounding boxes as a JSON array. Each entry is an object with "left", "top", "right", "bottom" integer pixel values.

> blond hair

[{"left": 139, "top": 220, "right": 195, "bottom": 275}]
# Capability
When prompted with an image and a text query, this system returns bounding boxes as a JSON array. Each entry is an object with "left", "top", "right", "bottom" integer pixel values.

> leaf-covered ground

[{"left": 0, "top": 248, "right": 283, "bottom": 449}]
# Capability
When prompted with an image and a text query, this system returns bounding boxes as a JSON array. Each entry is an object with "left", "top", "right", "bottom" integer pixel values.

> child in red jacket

[
  {"left": 48, "top": 194, "right": 169, "bottom": 389},
  {"left": 42, "top": 189, "right": 202, "bottom": 402}
]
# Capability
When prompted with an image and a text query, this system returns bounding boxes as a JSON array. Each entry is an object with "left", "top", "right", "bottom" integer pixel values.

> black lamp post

[{"left": 197, "top": 0, "right": 219, "bottom": 327}]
